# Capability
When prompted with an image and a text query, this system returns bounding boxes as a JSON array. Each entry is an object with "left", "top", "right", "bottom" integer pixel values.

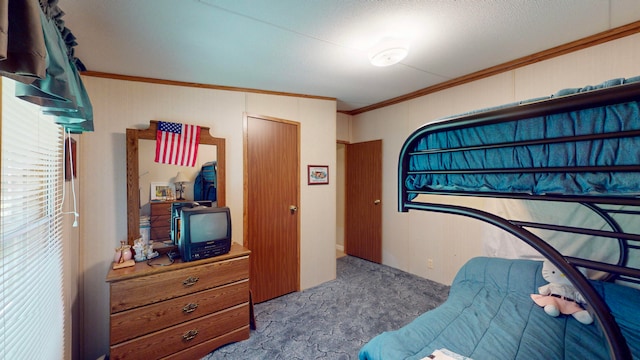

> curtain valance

[{"left": 0, "top": 0, "right": 93, "bottom": 133}]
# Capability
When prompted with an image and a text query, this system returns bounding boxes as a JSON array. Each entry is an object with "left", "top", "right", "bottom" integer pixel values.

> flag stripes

[{"left": 155, "top": 121, "right": 201, "bottom": 166}]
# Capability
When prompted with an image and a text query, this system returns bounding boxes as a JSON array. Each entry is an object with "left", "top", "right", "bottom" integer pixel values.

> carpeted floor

[{"left": 202, "top": 256, "right": 450, "bottom": 359}]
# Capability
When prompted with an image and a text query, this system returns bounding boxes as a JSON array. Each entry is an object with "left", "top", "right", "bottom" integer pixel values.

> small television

[
  {"left": 178, "top": 205, "right": 232, "bottom": 262},
  {"left": 171, "top": 201, "right": 214, "bottom": 244}
]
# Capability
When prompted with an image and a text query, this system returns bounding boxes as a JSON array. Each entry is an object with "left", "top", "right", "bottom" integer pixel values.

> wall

[
  {"left": 336, "top": 112, "right": 351, "bottom": 142},
  {"left": 77, "top": 78, "right": 337, "bottom": 359},
  {"left": 351, "top": 33, "right": 640, "bottom": 286}
]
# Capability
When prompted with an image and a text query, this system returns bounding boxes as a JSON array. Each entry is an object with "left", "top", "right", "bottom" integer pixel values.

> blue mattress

[
  {"left": 404, "top": 77, "right": 640, "bottom": 198},
  {"left": 358, "top": 257, "right": 640, "bottom": 360}
]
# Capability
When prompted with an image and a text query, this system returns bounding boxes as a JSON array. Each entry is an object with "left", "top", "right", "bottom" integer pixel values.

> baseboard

[{"left": 336, "top": 244, "right": 344, "bottom": 252}]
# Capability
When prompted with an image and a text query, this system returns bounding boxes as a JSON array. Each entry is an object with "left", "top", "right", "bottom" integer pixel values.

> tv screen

[
  {"left": 190, "top": 211, "right": 229, "bottom": 243},
  {"left": 179, "top": 206, "right": 232, "bottom": 261},
  {"left": 171, "top": 201, "right": 213, "bottom": 244}
]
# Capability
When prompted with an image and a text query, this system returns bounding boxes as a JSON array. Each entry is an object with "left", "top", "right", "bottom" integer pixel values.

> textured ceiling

[{"left": 61, "top": 0, "right": 640, "bottom": 113}]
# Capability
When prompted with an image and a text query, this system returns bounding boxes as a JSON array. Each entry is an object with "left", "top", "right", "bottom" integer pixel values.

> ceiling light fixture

[{"left": 368, "top": 38, "right": 410, "bottom": 67}]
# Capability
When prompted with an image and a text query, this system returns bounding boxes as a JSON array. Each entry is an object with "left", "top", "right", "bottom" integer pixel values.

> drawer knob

[
  {"left": 182, "top": 329, "right": 198, "bottom": 341},
  {"left": 182, "top": 276, "right": 199, "bottom": 287},
  {"left": 182, "top": 303, "right": 198, "bottom": 314}
]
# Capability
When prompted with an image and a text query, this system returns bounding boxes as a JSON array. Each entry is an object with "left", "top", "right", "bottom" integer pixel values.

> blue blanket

[
  {"left": 359, "top": 257, "right": 640, "bottom": 360},
  {"left": 405, "top": 77, "right": 640, "bottom": 197}
]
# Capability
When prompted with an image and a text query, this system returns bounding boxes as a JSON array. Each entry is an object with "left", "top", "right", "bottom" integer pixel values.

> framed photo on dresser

[{"left": 151, "top": 182, "right": 175, "bottom": 201}]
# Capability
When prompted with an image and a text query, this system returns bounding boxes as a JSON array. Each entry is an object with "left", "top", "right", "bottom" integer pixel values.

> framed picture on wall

[
  {"left": 308, "top": 165, "right": 329, "bottom": 185},
  {"left": 151, "top": 182, "right": 175, "bottom": 201}
]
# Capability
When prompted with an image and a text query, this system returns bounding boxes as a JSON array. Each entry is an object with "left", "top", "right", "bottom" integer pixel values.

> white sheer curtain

[{"left": 1, "top": 77, "right": 65, "bottom": 359}]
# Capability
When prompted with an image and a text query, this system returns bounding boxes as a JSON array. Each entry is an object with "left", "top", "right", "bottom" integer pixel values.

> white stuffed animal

[{"left": 530, "top": 260, "right": 593, "bottom": 325}]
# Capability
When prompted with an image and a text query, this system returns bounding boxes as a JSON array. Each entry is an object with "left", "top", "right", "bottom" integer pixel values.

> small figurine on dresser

[
  {"left": 133, "top": 237, "right": 159, "bottom": 262},
  {"left": 112, "top": 240, "right": 135, "bottom": 269}
]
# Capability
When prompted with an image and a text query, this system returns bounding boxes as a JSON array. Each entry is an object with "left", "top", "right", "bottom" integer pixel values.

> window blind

[{"left": 1, "top": 78, "right": 65, "bottom": 359}]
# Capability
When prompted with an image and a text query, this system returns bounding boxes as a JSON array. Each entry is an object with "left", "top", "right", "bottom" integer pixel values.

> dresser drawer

[
  {"left": 160, "top": 326, "right": 250, "bottom": 360},
  {"left": 110, "top": 280, "right": 249, "bottom": 344},
  {"left": 110, "top": 303, "right": 249, "bottom": 360},
  {"left": 150, "top": 202, "right": 177, "bottom": 241},
  {"left": 150, "top": 214, "right": 172, "bottom": 228},
  {"left": 150, "top": 224, "right": 171, "bottom": 240},
  {"left": 150, "top": 202, "right": 172, "bottom": 215},
  {"left": 110, "top": 256, "right": 249, "bottom": 312}
]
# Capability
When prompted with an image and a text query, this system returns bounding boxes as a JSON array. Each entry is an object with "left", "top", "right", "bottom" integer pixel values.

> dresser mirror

[{"left": 126, "top": 120, "right": 226, "bottom": 248}]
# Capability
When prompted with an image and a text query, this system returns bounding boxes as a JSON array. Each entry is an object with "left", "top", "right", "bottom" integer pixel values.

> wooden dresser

[
  {"left": 106, "top": 243, "right": 251, "bottom": 360},
  {"left": 149, "top": 201, "right": 176, "bottom": 242}
]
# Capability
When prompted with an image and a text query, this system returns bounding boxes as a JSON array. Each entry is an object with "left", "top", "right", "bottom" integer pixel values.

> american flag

[{"left": 155, "top": 121, "right": 201, "bottom": 166}]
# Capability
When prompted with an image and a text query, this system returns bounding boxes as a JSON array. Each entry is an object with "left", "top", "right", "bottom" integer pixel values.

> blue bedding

[
  {"left": 404, "top": 77, "right": 640, "bottom": 198},
  {"left": 358, "top": 257, "right": 640, "bottom": 360}
]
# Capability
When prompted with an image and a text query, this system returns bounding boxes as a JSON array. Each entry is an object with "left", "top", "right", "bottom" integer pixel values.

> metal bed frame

[{"left": 397, "top": 80, "right": 640, "bottom": 359}]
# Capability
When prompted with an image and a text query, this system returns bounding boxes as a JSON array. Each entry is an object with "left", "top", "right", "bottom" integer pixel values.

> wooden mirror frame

[{"left": 126, "top": 120, "right": 226, "bottom": 245}]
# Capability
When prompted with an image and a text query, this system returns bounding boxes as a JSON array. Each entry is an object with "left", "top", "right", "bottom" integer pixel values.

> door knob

[
  {"left": 374, "top": 199, "right": 381, "bottom": 205},
  {"left": 289, "top": 205, "right": 298, "bottom": 213}
]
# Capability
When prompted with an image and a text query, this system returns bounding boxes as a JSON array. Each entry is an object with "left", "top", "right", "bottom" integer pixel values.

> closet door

[
  {"left": 244, "top": 114, "right": 300, "bottom": 303},
  {"left": 345, "top": 140, "right": 382, "bottom": 263}
]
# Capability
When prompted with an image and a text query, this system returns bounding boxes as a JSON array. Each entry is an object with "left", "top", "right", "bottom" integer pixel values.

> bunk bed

[{"left": 358, "top": 77, "right": 640, "bottom": 360}]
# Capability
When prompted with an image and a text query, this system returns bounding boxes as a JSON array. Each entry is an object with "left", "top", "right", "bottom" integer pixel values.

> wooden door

[
  {"left": 244, "top": 114, "right": 300, "bottom": 303},
  {"left": 345, "top": 140, "right": 382, "bottom": 263}
]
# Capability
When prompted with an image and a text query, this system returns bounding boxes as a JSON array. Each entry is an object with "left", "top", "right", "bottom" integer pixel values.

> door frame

[
  {"left": 336, "top": 141, "right": 348, "bottom": 255},
  {"left": 243, "top": 112, "right": 301, "bottom": 295}
]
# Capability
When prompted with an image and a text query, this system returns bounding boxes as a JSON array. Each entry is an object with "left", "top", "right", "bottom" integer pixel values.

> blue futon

[{"left": 359, "top": 257, "right": 640, "bottom": 360}]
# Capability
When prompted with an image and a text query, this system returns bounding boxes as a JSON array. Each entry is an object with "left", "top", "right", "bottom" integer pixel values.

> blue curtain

[
  {"left": 0, "top": 0, "right": 93, "bottom": 133},
  {"left": 0, "top": 0, "right": 46, "bottom": 82}
]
